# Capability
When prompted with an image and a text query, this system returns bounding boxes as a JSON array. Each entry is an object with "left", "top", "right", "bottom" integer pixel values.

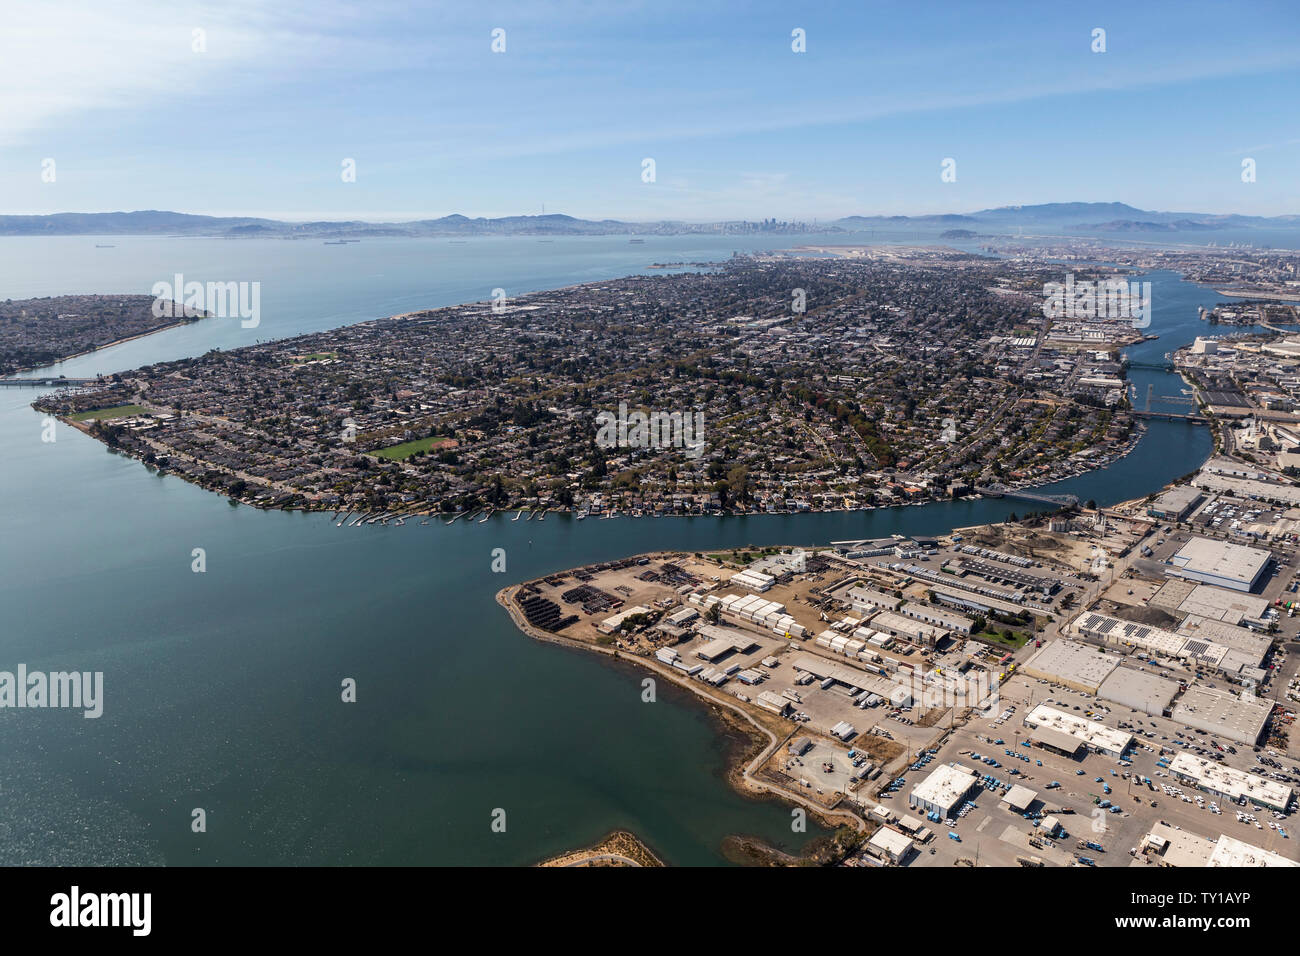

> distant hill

[
  {"left": 4, "top": 203, "right": 1298, "bottom": 237},
  {"left": 0, "top": 211, "right": 832, "bottom": 238},
  {"left": 829, "top": 202, "right": 1299, "bottom": 233}
]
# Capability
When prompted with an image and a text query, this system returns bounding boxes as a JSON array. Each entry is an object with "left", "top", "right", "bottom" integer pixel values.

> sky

[{"left": 2, "top": 0, "right": 1298, "bottom": 221}]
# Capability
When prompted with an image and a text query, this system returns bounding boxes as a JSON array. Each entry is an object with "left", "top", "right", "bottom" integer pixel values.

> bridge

[
  {"left": 975, "top": 484, "right": 1079, "bottom": 508},
  {"left": 0, "top": 377, "right": 100, "bottom": 388},
  {"left": 1123, "top": 360, "right": 1174, "bottom": 371},
  {"left": 1132, "top": 410, "right": 1208, "bottom": 424}
]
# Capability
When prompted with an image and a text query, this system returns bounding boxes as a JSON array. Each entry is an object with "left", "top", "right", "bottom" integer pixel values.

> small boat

[{"left": 575, "top": 509, "right": 588, "bottom": 520}]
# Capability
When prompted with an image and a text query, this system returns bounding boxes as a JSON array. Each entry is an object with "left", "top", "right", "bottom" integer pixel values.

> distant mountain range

[
  {"left": 2, "top": 203, "right": 1298, "bottom": 237},
  {"left": 830, "top": 202, "right": 1300, "bottom": 234},
  {"left": 0, "top": 211, "right": 824, "bottom": 238}
]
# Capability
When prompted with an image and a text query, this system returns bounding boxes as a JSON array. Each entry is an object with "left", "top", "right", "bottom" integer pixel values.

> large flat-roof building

[
  {"left": 1021, "top": 639, "right": 1117, "bottom": 694},
  {"left": 1154, "top": 581, "right": 1270, "bottom": 626},
  {"left": 867, "top": 827, "right": 914, "bottom": 864},
  {"left": 1147, "top": 486, "right": 1204, "bottom": 522},
  {"left": 909, "top": 763, "right": 980, "bottom": 817},
  {"left": 1142, "top": 822, "right": 1297, "bottom": 867},
  {"left": 1167, "top": 753, "right": 1293, "bottom": 812},
  {"left": 1097, "top": 667, "right": 1180, "bottom": 716},
  {"left": 1164, "top": 537, "right": 1271, "bottom": 593},
  {"left": 1023, "top": 704, "right": 1133, "bottom": 758},
  {"left": 1170, "top": 685, "right": 1273, "bottom": 746},
  {"left": 1071, "top": 612, "right": 1188, "bottom": 659}
]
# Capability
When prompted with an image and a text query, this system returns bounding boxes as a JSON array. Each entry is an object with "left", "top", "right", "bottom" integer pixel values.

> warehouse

[
  {"left": 1208, "top": 834, "right": 1300, "bottom": 868},
  {"left": 1024, "top": 704, "right": 1133, "bottom": 758},
  {"left": 754, "top": 691, "right": 791, "bottom": 716},
  {"left": 1170, "top": 685, "right": 1273, "bottom": 746},
  {"left": 897, "top": 603, "right": 975, "bottom": 635},
  {"left": 909, "top": 763, "right": 980, "bottom": 817},
  {"left": 597, "top": 605, "right": 652, "bottom": 634},
  {"left": 788, "top": 652, "right": 911, "bottom": 705},
  {"left": 1162, "top": 582, "right": 1270, "bottom": 626},
  {"left": 1164, "top": 537, "right": 1271, "bottom": 593},
  {"left": 729, "top": 568, "right": 776, "bottom": 592},
  {"left": 665, "top": 606, "right": 699, "bottom": 627},
  {"left": 694, "top": 633, "right": 759, "bottom": 662},
  {"left": 1176, "top": 616, "right": 1271, "bottom": 667},
  {"left": 1097, "top": 667, "right": 1180, "bottom": 716},
  {"left": 1071, "top": 612, "right": 1188, "bottom": 659},
  {"left": 1167, "top": 753, "right": 1293, "bottom": 811},
  {"left": 1020, "top": 639, "right": 1117, "bottom": 694},
  {"left": 845, "top": 584, "right": 901, "bottom": 613},
  {"left": 1137, "top": 824, "right": 1297, "bottom": 867},
  {"left": 1193, "top": 471, "right": 1300, "bottom": 509},
  {"left": 868, "top": 610, "right": 945, "bottom": 648},
  {"left": 1147, "top": 486, "right": 1204, "bottom": 522},
  {"left": 867, "top": 827, "right": 914, "bottom": 864}
]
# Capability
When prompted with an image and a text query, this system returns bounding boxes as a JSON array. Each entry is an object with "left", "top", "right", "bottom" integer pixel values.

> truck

[{"left": 948, "top": 831, "right": 962, "bottom": 842}]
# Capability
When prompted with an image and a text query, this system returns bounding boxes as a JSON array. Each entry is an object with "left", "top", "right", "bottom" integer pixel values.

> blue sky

[{"left": 3, "top": 0, "right": 1298, "bottom": 220}]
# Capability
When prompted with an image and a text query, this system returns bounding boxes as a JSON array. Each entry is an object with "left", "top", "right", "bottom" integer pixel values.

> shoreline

[
  {"left": 496, "top": 577, "right": 869, "bottom": 845},
  {"left": 5, "top": 315, "right": 205, "bottom": 378}
]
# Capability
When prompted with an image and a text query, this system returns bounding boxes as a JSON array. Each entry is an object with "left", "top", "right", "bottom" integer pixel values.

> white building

[
  {"left": 867, "top": 827, "right": 914, "bottom": 864},
  {"left": 909, "top": 763, "right": 979, "bottom": 817},
  {"left": 1168, "top": 753, "right": 1293, "bottom": 812},
  {"left": 1023, "top": 704, "right": 1133, "bottom": 758},
  {"left": 1164, "top": 537, "right": 1271, "bottom": 593},
  {"left": 1170, "top": 685, "right": 1272, "bottom": 746}
]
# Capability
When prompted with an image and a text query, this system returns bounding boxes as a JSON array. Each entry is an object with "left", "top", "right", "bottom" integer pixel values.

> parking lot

[{"left": 884, "top": 671, "right": 1299, "bottom": 866}]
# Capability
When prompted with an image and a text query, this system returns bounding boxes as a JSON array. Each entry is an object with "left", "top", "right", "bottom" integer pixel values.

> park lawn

[
  {"left": 978, "top": 628, "right": 1032, "bottom": 649},
  {"left": 69, "top": 404, "right": 153, "bottom": 422},
  {"left": 371, "top": 435, "right": 453, "bottom": 461}
]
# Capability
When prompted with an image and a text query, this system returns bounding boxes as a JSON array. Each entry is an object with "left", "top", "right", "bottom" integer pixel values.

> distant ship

[
  {"left": 95, "top": 243, "right": 115, "bottom": 248},
  {"left": 629, "top": 238, "right": 645, "bottom": 244},
  {"left": 324, "top": 240, "right": 348, "bottom": 245}
]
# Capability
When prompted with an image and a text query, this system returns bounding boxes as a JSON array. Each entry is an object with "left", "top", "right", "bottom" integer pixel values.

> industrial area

[{"left": 503, "top": 476, "right": 1300, "bottom": 868}]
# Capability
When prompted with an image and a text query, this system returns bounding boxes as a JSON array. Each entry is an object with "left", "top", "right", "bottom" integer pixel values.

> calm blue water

[{"left": 0, "top": 236, "right": 1215, "bottom": 865}]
